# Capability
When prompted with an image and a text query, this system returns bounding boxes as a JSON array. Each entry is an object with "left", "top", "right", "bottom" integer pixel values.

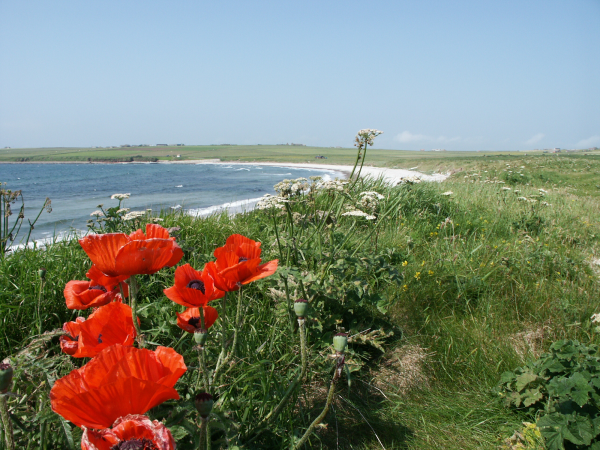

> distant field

[{"left": 0, "top": 144, "right": 558, "bottom": 172}]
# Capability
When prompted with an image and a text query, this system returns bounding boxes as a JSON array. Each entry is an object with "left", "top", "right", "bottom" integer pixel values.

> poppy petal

[
  {"left": 79, "top": 233, "right": 131, "bottom": 277},
  {"left": 64, "top": 280, "right": 115, "bottom": 310},
  {"left": 74, "top": 302, "right": 136, "bottom": 358},
  {"left": 144, "top": 224, "right": 172, "bottom": 240},
  {"left": 114, "top": 240, "right": 182, "bottom": 276},
  {"left": 242, "top": 259, "right": 279, "bottom": 284},
  {"left": 52, "top": 378, "right": 180, "bottom": 429},
  {"left": 176, "top": 306, "right": 219, "bottom": 333},
  {"left": 86, "top": 265, "right": 129, "bottom": 287},
  {"left": 50, "top": 345, "right": 186, "bottom": 429}
]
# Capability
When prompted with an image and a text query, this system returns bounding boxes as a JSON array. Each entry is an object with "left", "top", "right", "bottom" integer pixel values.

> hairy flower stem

[
  {"left": 0, "top": 395, "right": 15, "bottom": 450},
  {"left": 128, "top": 276, "right": 144, "bottom": 348},
  {"left": 198, "top": 417, "right": 208, "bottom": 450},
  {"left": 349, "top": 142, "right": 363, "bottom": 180},
  {"left": 220, "top": 292, "right": 227, "bottom": 353},
  {"left": 212, "top": 288, "right": 243, "bottom": 386},
  {"left": 271, "top": 212, "right": 284, "bottom": 261},
  {"left": 260, "top": 318, "right": 308, "bottom": 426},
  {"left": 198, "top": 348, "right": 210, "bottom": 392},
  {"left": 37, "top": 278, "right": 45, "bottom": 335},
  {"left": 293, "top": 369, "right": 339, "bottom": 450},
  {"left": 282, "top": 277, "right": 294, "bottom": 333}
]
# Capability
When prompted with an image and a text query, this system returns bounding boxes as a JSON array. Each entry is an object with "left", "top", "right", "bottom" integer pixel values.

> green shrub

[{"left": 498, "top": 340, "right": 600, "bottom": 449}]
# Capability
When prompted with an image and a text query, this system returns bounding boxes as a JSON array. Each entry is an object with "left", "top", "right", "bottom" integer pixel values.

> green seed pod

[
  {"left": 333, "top": 333, "right": 348, "bottom": 353},
  {"left": 0, "top": 363, "right": 13, "bottom": 394},
  {"left": 194, "top": 392, "right": 214, "bottom": 418},
  {"left": 38, "top": 268, "right": 47, "bottom": 280},
  {"left": 293, "top": 299, "right": 308, "bottom": 318},
  {"left": 194, "top": 329, "right": 208, "bottom": 345}
]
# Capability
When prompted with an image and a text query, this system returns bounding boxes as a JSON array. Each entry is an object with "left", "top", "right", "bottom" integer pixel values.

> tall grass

[{"left": 0, "top": 154, "right": 599, "bottom": 449}]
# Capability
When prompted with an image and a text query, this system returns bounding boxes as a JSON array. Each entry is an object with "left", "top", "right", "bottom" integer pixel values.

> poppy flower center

[
  {"left": 238, "top": 257, "right": 248, "bottom": 263},
  {"left": 89, "top": 285, "right": 107, "bottom": 292},
  {"left": 186, "top": 279, "right": 205, "bottom": 294},
  {"left": 188, "top": 317, "right": 201, "bottom": 329},
  {"left": 111, "top": 438, "right": 159, "bottom": 450}
]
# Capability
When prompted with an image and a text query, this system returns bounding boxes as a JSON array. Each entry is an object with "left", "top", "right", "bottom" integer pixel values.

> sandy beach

[{"left": 165, "top": 159, "right": 449, "bottom": 183}]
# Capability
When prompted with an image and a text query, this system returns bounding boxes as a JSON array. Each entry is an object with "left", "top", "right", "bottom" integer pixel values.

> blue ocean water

[{"left": 1, "top": 162, "right": 344, "bottom": 243}]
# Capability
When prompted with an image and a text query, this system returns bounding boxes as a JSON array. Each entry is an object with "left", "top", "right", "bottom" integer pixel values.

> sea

[{"left": 1, "top": 162, "right": 345, "bottom": 245}]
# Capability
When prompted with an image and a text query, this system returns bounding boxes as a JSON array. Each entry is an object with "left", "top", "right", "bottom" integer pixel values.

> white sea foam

[
  {"left": 176, "top": 185, "right": 183, "bottom": 188},
  {"left": 186, "top": 197, "right": 264, "bottom": 218}
]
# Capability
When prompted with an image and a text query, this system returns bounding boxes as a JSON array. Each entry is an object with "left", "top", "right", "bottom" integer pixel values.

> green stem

[
  {"left": 0, "top": 395, "right": 15, "bottom": 450},
  {"left": 129, "top": 276, "right": 144, "bottom": 348},
  {"left": 282, "top": 277, "right": 295, "bottom": 333},
  {"left": 293, "top": 371, "right": 338, "bottom": 450},
  {"left": 212, "top": 288, "right": 243, "bottom": 385},
  {"left": 37, "top": 278, "right": 45, "bottom": 335},
  {"left": 198, "top": 348, "right": 210, "bottom": 392},
  {"left": 272, "top": 212, "right": 285, "bottom": 261},
  {"left": 349, "top": 142, "right": 363, "bottom": 180},
  {"left": 260, "top": 318, "right": 308, "bottom": 426},
  {"left": 198, "top": 418, "right": 207, "bottom": 450}
]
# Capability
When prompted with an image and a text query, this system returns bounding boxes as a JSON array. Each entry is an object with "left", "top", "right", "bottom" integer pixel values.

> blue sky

[{"left": 1, "top": 0, "right": 598, "bottom": 151}]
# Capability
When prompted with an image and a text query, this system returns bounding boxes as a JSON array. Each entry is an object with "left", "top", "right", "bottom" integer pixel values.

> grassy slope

[{"left": 1, "top": 152, "right": 599, "bottom": 449}]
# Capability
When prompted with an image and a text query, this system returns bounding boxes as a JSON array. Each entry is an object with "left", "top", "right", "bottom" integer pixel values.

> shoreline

[{"left": 1, "top": 158, "right": 448, "bottom": 183}]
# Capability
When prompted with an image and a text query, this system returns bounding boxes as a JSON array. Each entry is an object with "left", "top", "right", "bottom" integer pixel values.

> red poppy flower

[
  {"left": 81, "top": 414, "right": 175, "bottom": 450},
  {"left": 78, "top": 224, "right": 183, "bottom": 278},
  {"left": 206, "top": 234, "right": 278, "bottom": 291},
  {"left": 163, "top": 263, "right": 225, "bottom": 308},
  {"left": 64, "top": 265, "right": 129, "bottom": 310},
  {"left": 59, "top": 302, "right": 137, "bottom": 358},
  {"left": 50, "top": 344, "right": 186, "bottom": 429},
  {"left": 176, "top": 306, "right": 219, "bottom": 333}
]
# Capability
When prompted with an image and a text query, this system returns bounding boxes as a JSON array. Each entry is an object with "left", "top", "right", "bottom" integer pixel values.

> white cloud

[
  {"left": 525, "top": 133, "right": 544, "bottom": 145},
  {"left": 576, "top": 136, "right": 600, "bottom": 148},
  {"left": 394, "top": 131, "right": 460, "bottom": 144},
  {"left": 395, "top": 131, "right": 428, "bottom": 142}
]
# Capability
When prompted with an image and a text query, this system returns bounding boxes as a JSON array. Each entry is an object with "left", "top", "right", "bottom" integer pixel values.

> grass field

[
  {"left": 1, "top": 151, "right": 600, "bottom": 449},
  {"left": 2, "top": 144, "right": 583, "bottom": 174}
]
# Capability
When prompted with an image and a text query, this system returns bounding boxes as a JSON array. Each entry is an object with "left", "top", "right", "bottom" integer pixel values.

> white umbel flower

[{"left": 111, "top": 193, "right": 131, "bottom": 200}]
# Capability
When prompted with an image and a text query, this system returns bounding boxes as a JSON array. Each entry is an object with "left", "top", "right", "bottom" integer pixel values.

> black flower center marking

[
  {"left": 238, "top": 257, "right": 248, "bottom": 263},
  {"left": 186, "top": 279, "right": 205, "bottom": 294},
  {"left": 111, "top": 438, "right": 159, "bottom": 450},
  {"left": 97, "top": 333, "right": 103, "bottom": 344},
  {"left": 89, "top": 285, "right": 107, "bottom": 292},
  {"left": 188, "top": 317, "right": 201, "bottom": 328}
]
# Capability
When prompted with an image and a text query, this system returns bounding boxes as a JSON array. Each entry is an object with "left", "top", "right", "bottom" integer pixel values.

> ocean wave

[
  {"left": 234, "top": 168, "right": 251, "bottom": 171},
  {"left": 10, "top": 229, "right": 86, "bottom": 251},
  {"left": 186, "top": 197, "right": 263, "bottom": 217},
  {"left": 176, "top": 185, "right": 183, "bottom": 188},
  {"left": 265, "top": 173, "right": 292, "bottom": 176}
]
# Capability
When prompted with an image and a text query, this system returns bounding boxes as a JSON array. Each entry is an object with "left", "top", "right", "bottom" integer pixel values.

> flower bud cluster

[
  {"left": 354, "top": 129, "right": 383, "bottom": 149},
  {"left": 358, "top": 191, "right": 384, "bottom": 214},
  {"left": 273, "top": 178, "right": 310, "bottom": 198},
  {"left": 110, "top": 193, "right": 131, "bottom": 200},
  {"left": 256, "top": 194, "right": 285, "bottom": 210},
  {"left": 397, "top": 176, "right": 422, "bottom": 185},
  {"left": 318, "top": 179, "right": 348, "bottom": 192}
]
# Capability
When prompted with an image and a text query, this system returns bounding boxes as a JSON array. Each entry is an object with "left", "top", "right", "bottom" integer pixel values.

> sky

[{"left": 1, "top": 0, "right": 599, "bottom": 151}]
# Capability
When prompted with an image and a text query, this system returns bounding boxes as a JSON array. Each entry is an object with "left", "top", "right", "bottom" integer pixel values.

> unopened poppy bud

[
  {"left": 194, "top": 392, "right": 214, "bottom": 418},
  {"left": 294, "top": 299, "right": 308, "bottom": 317},
  {"left": 194, "top": 329, "right": 208, "bottom": 345},
  {"left": 0, "top": 363, "right": 13, "bottom": 393},
  {"left": 333, "top": 333, "right": 348, "bottom": 353},
  {"left": 38, "top": 267, "right": 46, "bottom": 280}
]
